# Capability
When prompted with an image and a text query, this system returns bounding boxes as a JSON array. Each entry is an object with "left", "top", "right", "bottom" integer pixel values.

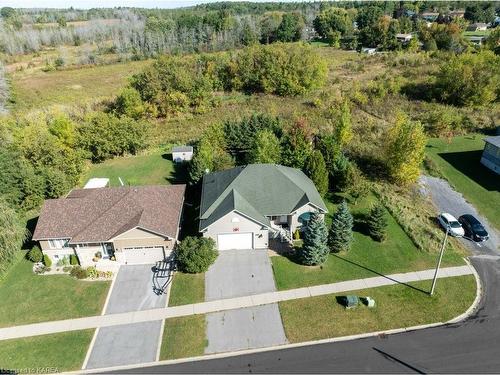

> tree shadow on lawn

[
  {"left": 352, "top": 212, "right": 371, "bottom": 237},
  {"left": 162, "top": 153, "right": 189, "bottom": 185},
  {"left": 22, "top": 216, "right": 38, "bottom": 250},
  {"left": 437, "top": 150, "right": 499, "bottom": 192},
  {"left": 179, "top": 183, "right": 201, "bottom": 240},
  {"left": 331, "top": 254, "right": 429, "bottom": 295}
]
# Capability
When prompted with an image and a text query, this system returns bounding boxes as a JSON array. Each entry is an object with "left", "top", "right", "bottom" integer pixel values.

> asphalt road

[
  {"left": 114, "top": 256, "right": 500, "bottom": 374},
  {"left": 120, "top": 177, "right": 500, "bottom": 374}
]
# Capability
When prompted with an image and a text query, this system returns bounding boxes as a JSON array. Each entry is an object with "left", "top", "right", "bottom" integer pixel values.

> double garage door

[
  {"left": 217, "top": 232, "right": 253, "bottom": 251},
  {"left": 122, "top": 246, "right": 171, "bottom": 265}
]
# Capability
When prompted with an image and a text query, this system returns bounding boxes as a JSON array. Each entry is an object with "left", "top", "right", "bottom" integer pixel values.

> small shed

[
  {"left": 172, "top": 146, "right": 194, "bottom": 163},
  {"left": 83, "top": 178, "right": 109, "bottom": 189}
]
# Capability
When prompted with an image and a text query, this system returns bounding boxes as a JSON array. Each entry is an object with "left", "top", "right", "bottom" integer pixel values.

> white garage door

[
  {"left": 122, "top": 246, "right": 169, "bottom": 265},
  {"left": 217, "top": 233, "right": 253, "bottom": 251}
]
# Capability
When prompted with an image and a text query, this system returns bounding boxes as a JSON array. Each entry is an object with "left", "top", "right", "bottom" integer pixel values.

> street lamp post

[{"left": 430, "top": 225, "right": 449, "bottom": 296}]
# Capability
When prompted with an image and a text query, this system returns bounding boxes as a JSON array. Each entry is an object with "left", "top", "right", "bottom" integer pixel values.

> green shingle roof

[{"left": 199, "top": 164, "right": 328, "bottom": 231}]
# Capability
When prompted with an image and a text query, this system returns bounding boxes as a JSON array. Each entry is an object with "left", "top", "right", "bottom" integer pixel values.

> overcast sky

[{"left": 0, "top": 0, "right": 309, "bottom": 9}]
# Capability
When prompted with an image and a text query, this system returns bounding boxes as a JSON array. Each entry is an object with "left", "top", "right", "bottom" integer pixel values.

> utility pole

[{"left": 430, "top": 225, "right": 449, "bottom": 295}]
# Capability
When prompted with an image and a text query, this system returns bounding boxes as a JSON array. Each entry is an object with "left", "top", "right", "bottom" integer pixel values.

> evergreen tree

[
  {"left": 328, "top": 200, "right": 354, "bottom": 253},
  {"left": 367, "top": 203, "right": 388, "bottom": 242},
  {"left": 304, "top": 150, "right": 328, "bottom": 196},
  {"left": 281, "top": 119, "right": 312, "bottom": 169},
  {"left": 249, "top": 129, "right": 282, "bottom": 164},
  {"left": 300, "top": 211, "right": 329, "bottom": 266},
  {"left": 331, "top": 153, "right": 353, "bottom": 192}
]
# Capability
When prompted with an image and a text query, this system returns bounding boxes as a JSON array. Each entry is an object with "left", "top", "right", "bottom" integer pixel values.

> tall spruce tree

[
  {"left": 300, "top": 211, "right": 329, "bottom": 266},
  {"left": 367, "top": 203, "right": 388, "bottom": 242},
  {"left": 328, "top": 200, "right": 354, "bottom": 252},
  {"left": 304, "top": 150, "right": 329, "bottom": 196}
]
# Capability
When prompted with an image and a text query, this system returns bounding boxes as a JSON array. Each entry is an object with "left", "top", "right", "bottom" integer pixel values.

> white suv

[{"left": 437, "top": 213, "right": 465, "bottom": 237}]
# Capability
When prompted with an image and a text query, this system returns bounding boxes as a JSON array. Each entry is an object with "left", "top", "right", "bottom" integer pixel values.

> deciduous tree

[
  {"left": 250, "top": 129, "right": 282, "bottom": 164},
  {"left": 386, "top": 112, "right": 426, "bottom": 186}
]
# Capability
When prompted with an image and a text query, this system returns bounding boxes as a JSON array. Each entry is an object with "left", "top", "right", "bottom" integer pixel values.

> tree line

[{"left": 2, "top": 2, "right": 498, "bottom": 58}]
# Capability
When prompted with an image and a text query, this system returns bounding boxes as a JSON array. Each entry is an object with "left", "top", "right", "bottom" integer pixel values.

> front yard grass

[
  {"left": 160, "top": 315, "right": 206, "bottom": 360},
  {"left": 168, "top": 272, "right": 205, "bottom": 306},
  {"left": 0, "top": 255, "right": 110, "bottom": 327},
  {"left": 279, "top": 275, "right": 476, "bottom": 343},
  {"left": 272, "top": 194, "right": 465, "bottom": 290},
  {"left": 0, "top": 329, "right": 94, "bottom": 372},
  {"left": 425, "top": 135, "right": 500, "bottom": 230},
  {"left": 83, "top": 152, "right": 183, "bottom": 187}
]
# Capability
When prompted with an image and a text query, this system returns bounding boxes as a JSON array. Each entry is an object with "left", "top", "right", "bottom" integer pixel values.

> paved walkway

[{"left": 0, "top": 265, "right": 473, "bottom": 341}]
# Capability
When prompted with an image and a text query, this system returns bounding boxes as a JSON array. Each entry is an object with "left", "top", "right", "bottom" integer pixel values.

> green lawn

[
  {"left": 83, "top": 152, "right": 186, "bottom": 187},
  {"left": 279, "top": 275, "right": 476, "bottom": 343},
  {"left": 168, "top": 272, "right": 205, "bottom": 306},
  {"left": 463, "top": 30, "right": 491, "bottom": 37},
  {"left": 272, "top": 194, "right": 465, "bottom": 290},
  {"left": 159, "top": 315, "right": 206, "bottom": 360},
  {"left": 0, "top": 329, "right": 94, "bottom": 372},
  {"left": 0, "top": 255, "right": 110, "bottom": 327},
  {"left": 426, "top": 135, "right": 500, "bottom": 230}
]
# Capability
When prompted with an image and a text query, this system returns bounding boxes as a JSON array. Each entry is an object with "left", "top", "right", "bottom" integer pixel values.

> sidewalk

[{"left": 0, "top": 265, "right": 473, "bottom": 341}]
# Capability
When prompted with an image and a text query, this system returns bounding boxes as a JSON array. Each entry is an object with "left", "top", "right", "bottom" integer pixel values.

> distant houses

[
  {"left": 467, "top": 23, "right": 488, "bottom": 32},
  {"left": 396, "top": 33, "right": 413, "bottom": 44},
  {"left": 480, "top": 136, "right": 500, "bottom": 175}
]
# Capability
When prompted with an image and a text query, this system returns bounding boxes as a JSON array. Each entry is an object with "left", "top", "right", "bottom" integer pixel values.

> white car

[{"left": 437, "top": 213, "right": 465, "bottom": 237}]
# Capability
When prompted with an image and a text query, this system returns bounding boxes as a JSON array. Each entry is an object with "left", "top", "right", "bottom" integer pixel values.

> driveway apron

[
  {"left": 205, "top": 249, "right": 288, "bottom": 354},
  {"left": 85, "top": 264, "right": 167, "bottom": 369}
]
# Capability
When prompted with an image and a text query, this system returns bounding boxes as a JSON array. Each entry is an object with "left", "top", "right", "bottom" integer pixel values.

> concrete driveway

[
  {"left": 205, "top": 249, "right": 288, "bottom": 354},
  {"left": 205, "top": 249, "right": 277, "bottom": 300},
  {"left": 85, "top": 264, "right": 168, "bottom": 369}
]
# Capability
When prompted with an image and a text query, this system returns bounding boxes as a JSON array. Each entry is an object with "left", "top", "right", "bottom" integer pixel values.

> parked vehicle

[
  {"left": 437, "top": 213, "right": 465, "bottom": 237},
  {"left": 458, "top": 214, "right": 489, "bottom": 242}
]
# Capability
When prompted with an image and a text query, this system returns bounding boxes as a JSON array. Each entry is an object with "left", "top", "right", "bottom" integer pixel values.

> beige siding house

[
  {"left": 199, "top": 164, "right": 328, "bottom": 251},
  {"left": 33, "top": 185, "right": 185, "bottom": 270}
]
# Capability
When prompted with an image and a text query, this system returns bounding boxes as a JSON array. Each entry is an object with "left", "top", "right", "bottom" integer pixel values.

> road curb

[
  {"left": 446, "top": 257, "right": 482, "bottom": 324},
  {"left": 79, "top": 268, "right": 481, "bottom": 374}
]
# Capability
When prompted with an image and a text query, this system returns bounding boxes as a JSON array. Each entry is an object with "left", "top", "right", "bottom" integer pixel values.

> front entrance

[
  {"left": 122, "top": 246, "right": 167, "bottom": 265},
  {"left": 217, "top": 233, "right": 253, "bottom": 251}
]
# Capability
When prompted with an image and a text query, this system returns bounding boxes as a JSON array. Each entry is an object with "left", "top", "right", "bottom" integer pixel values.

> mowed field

[{"left": 9, "top": 59, "right": 151, "bottom": 111}]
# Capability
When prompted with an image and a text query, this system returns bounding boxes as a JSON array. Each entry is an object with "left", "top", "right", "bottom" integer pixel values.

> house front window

[{"left": 48, "top": 239, "right": 70, "bottom": 249}]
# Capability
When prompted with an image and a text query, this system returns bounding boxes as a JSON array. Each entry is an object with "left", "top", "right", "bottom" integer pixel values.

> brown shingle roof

[{"left": 33, "top": 185, "right": 185, "bottom": 243}]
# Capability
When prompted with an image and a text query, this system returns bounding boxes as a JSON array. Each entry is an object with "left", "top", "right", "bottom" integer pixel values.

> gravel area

[{"left": 419, "top": 175, "right": 499, "bottom": 256}]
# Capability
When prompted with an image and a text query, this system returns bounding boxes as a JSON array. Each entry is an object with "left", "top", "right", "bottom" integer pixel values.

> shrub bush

[
  {"left": 77, "top": 112, "right": 151, "bottom": 163},
  {"left": 43, "top": 254, "right": 52, "bottom": 267},
  {"left": 70, "top": 254, "right": 79, "bottom": 266},
  {"left": 175, "top": 237, "right": 218, "bottom": 273},
  {"left": 62, "top": 266, "right": 72, "bottom": 273},
  {"left": 87, "top": 266, "right": 99, "bottom": 279},
  {"left": 27, "top": 246, "right": 43, "bottom": 263},
  {"left": 70, "top": 266, "right": 88, "bottom": 279}
]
